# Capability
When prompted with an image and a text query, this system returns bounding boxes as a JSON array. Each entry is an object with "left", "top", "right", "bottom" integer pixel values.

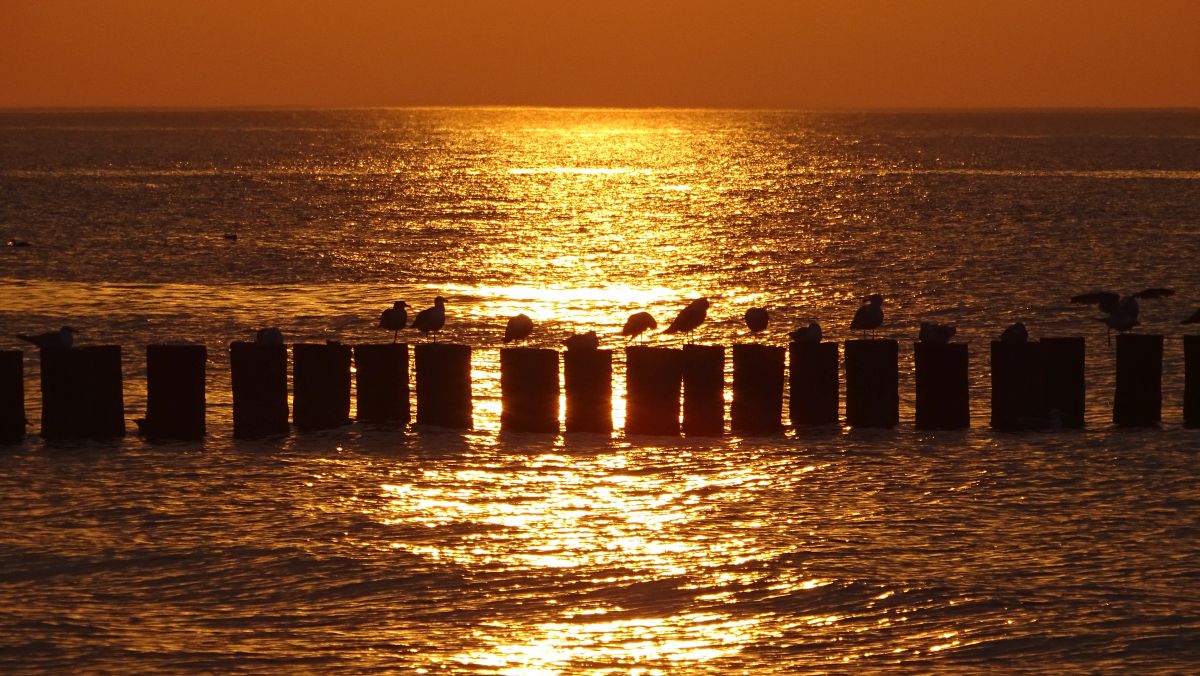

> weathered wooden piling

[
  {"left": 1041, "top": 337, "right": 1085, "bottom": 428},
  {"left": 682, "top": 344, "right": 724, "bottom": 436},
  {"left": 732, "top": 343, "right": 785, "bottom": 434},
  {"left": 1114, "top": 333, "right": 1162, "bottom": 427},
  {"left": 625, "top": 346, "right": 682, "bottom": 435},
  {"left": 1, "top": 350, "right": 23, "bottom": 444},
  {"left": 143, "top": 344, "right": 206, "bottom": 440},
  {"left": 500, "top": 347, "right": 559, "bottom": 433},
  {"left": 414, "top": 343, "right": 472, "bottom": 429},
  {"left": 293, "top": 342, "right": 352, "bottom": 431},
  {"left": 844, "top": 339, "right": 899, "bottom": 428},
  {"left": 1186, "top": 335, "right": 1200, "bottom": 429},
  {"left": 789, "top": 341, "right": 839, "bottom": 426},
  {"left": 563, "top": 349, "right": 612, "bottom": 433},
  {"left": 230, "top": 341, "right": 289, "bottom": 438},
  {"left": 915, "top": 342, "right": 969, "bottom": 430},
  {"left": 990, "top": 340, "right": 1046, "bottom": 429},
  {"left": 41, "top": 346, "right": 125, "bottom": 440},
  {"left": 353, "top": 343, "right": 410, "bottom": 425}
]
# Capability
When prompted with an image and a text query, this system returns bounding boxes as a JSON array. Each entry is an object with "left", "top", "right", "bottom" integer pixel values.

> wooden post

[
  {"left": 915, "top": 342, "right": 969, "bottom": 430},
  {"left": 1041, "top": 337, "right": 1085, "bottom": 428},
  {"left": 41, "top": 346, "right": 125, "bottom": 440},
  {"left": 230, "top": 341, "right": 289, "bottom": 438},
  {"left": 144, "top": 344, "right": 206, "bottom": 440},
  {"left": 682, "top": 344, "right": 723, "bottom": 436},
  {"left": 293, "top": 342, "right": 352, "bottom": 431},
  {"left": 414, "top": 343, "right": 472, "bottom": 429},
  {"left": 789, "top": 341, "right": 839, "bottom": 426},
  {"left": 990, "top": 341, "right": 1047, "bottom": 429},
  {"left": 1114, "top": 333, "right": 1162, "bottom": 427},
  {"left": 564, "top": 349, "right": 612, "bottom": 433},
  {"left": 354, "top": 343, "right": 410, "bottom": 425},
  {"left": 1, "top": 350, "right": 23, "bottom": 444},
  {"left": 1185, "top": 335, "right": 1200, "bottom": 429},
  {"left": 625, "top": 346, "right": 682, "bottom": 435},
  {"left": 844, "top": 339, "right": 898, "bottom": 428},
  {"left": 731, "top": 343, "right": 785, "bottom": 434},
  {"left": 500, "top": 347, "right": 559, "bottom": 433}
]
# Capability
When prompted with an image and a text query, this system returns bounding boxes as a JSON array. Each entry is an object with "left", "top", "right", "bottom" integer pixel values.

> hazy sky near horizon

[{"left": 4, "top": 0, "right": 1199, "bottom": 109}]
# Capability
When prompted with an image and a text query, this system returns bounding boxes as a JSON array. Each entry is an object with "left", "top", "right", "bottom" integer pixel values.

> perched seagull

[
  {"left": 621, "top": 311, "right": 657, "bottom": 342},
  {"left": 664, "top": 298, "right": 710, "bottom": 343},
  {"left": 255, "top": 327, "right": 284, "bottom": 345},
  {"left": 850, "top": 294, "right": 884, "bottom": 338},
  {"left": 1182, "top": 309, "right": 1200, "bottom": 325},
  {"left": 918, "top": 321, "right": 956, "bottom": 344},
  {"left": 379, "top": 301, "right": 408, "bottom": 342},
  {"left": 503, "top": 314, "right": 534, "bottom": 344},
  {"left": 1072, "top": 288, "right": 1171, "bottom": 343},
  {"left": 788, "top": 321, "right": 822, "bottom": 344},
  {"left": 744, "top": 307, "right": 769, "bottom": 334},
  {"left": 564, "top": 331, "right": 600, "bottom": 351},
  {"left": 999, "top": 322, "right": 1029, "bottom": 344},
  {"left": 16, "top": 326, "right": 77, "bottom": 349},
  {"left": 6, "top": 238, "right": 31, "bottom": 247},
  {"left": 411, "top": 296, "right": 447, "bottom": 338}
]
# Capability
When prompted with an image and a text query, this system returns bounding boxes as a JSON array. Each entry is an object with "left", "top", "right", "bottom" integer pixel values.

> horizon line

[{"left": 3, "top": 104, "right": 1200, "bottom": 115}]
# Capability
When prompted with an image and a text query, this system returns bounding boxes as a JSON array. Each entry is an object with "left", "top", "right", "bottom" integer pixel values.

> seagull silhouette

[
  {"left": 788, "top": 321, "right": 822, "bottom": 343},
  {"left": 1182, "top": 309, "right": 1200, "bottom": 325},
  {"left": 255, "top": 327, "right": 284, "bottom": 345},
  {"left": 379, "top": 301, "right": 408, "bottom": 342},
  {"left": 664, "top": 298, "right": 710, "bottom": 344},
  {"left": 17, "top": 326, "right": 77, "bottom": 349},
  {"left": 564, "top": 331, "right": 600, "bottom": 351},
  {"left": 503, "top": 314, "right": 534, "bottom": 344},
  {"left": 744, "top": 307, "right": 769, "bottom": 334},
  {"left": 621, "top": 312, "right": 657, "bottom": 343},
  {"left": 918, "top": 322, "right": 956, "bottom": 344},
  {"left": 999, "top": 322, "right": 1029, "bottom": 344},
  {"left": 1072, "top": 288, "right": 1172, "bottom": 343},
  {"left": 412, "top": 296, "right": 447, "bottom": 339},
  {"left": 850, "top": 294, "right": 884, "bottom": 338}
]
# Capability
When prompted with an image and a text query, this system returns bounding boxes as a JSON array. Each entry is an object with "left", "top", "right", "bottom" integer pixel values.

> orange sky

[{"left": 3, "top": 0, "right": 1199, "bottom": 109}]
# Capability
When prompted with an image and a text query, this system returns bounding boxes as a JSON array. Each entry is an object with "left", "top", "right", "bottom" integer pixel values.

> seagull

[
  {"left": 621, "top": 312, "right": 657, "bottom": 342},
  {"left": 16, "top": 326, "right": 77, "bottom": 349},
  {"left": 255, "top": 327, "right": 284, "bottom": 345},
  {"left": 564, "top": 331, "right": 600, "bottom": 351},
  {"left": 411, "top": 296, "right": 447, "bottom": 338},
  {"left": 379, "top": 301, "right": 408, "bottom": 342},
  {"left": 1072, "top": 288, "right": 1172, "bottom": 343},
  {"left": 999, "top": 322, "right": 1029, "bottom": 344},
  {"left": 6, "top": 238, "right": 31, "bottom": 247},
  {"left": 788, "top": 321, "right": 822, "bottom": 343},
  {"left": 1183, "top": 309, "right": 1200, "bottom": 325},
  {"left": 503, "top": 314, "right": 534, "bottom": 344},
  {"left": 850, "top": 294, "right": 884, "bottom": 338},
  {"left": 918, "top": 321, "right": 956, "bottom": 344},
  {"left": 744, "top": 307, "right": 769, "bottom": 334},
  {"left": 664, "top": 297, "right": 710, "bottom": 343}
]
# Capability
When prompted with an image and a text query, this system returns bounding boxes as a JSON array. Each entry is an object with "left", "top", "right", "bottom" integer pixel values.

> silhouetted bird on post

[
  {"left": 1183, "top": 309, "right": 1200, "bottom": 325},
  {"left": 850, "top": 294, "right": 884, "bottom": 338},
  {"left": 999, "top": 322, "right": 1029, "bottom": 344},
  {"left": 744, "top": 307, "right": 769, "bottom": 334},
  {"left": 621, "top": 312, "right": 657, "bottom": 343},
  {"left": 503, "top": 314, "right": 534, "bottom": 345},
  {"left": 255, "top": 327, "right": 284, "bottom": 345},
  {"left": 664, "top": 298, "right": 710, "bottom": 344},
  {"left": 918, "top": 321, "right": 956, "bottom": 344},
  {"left": 412, "top": 296, "right": 447, "bottom": 339},
  {"left": 379, "top": 301, "right": 408, "bottom": 342},
  {"left": 564, "top": 331, "right": 600, "bottom": 351},
  {"left": 789, "top": 321, "right": 822, "bottom": 343},
  {"left": 17, "top": 326, "right": 77, "bottom": 350},
  {"left": 1071, "top": 288, "right": 1173, "bottom": 343}
]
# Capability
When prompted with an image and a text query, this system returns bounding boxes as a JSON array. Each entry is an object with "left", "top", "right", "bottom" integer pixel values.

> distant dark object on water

[
  {"left": 223, "top": 233, "right": 238, "bottom": 241},
  {"left": 379, "top": 301, "right": 408, "bottom": 342},
  {"left": 999, "top": 322, "right": 1029, "bottom": 344},
  {"left": 503, "top": 314, "right": 534, "bottom": 344},
  {"left": 621, "top": 312, "right": 657, "bottom": 342},
  {"left": 255, "top": 327, "right": 284, "bottom": 345},
  {"left": 16, "top": 326, "right": 77, "bottom": 349},
  {"left": 744, "top": 307, "right": 769, "bottom": 333},
  {"left": 664, "top": 298, "right": 710, "bottom": 342},
  {"left": 412, "top": 296, "right": 447, "bottom": 337},
  {"left": 1183, "top": 309, "right": 1200, "bottom": 325},
  {"left": 5, "top": 238, "right": 31, "bottom": 247},
  {"left": 850, "top": 294, "right": 884, "bottom": 337},
  {"left": 918, "top": 321, "right": 956, "bottom": 344},
  {"left": 564, "top": 331, "right": 600, "bottom": 351},
  {"left": 789, "top": 321, "right": 822, "bottom": 343}
]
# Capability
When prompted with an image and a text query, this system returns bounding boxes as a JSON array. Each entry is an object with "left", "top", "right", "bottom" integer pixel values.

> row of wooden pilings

[{"left": 2, "top": 335, "right": 1200, "bottom": 443}]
